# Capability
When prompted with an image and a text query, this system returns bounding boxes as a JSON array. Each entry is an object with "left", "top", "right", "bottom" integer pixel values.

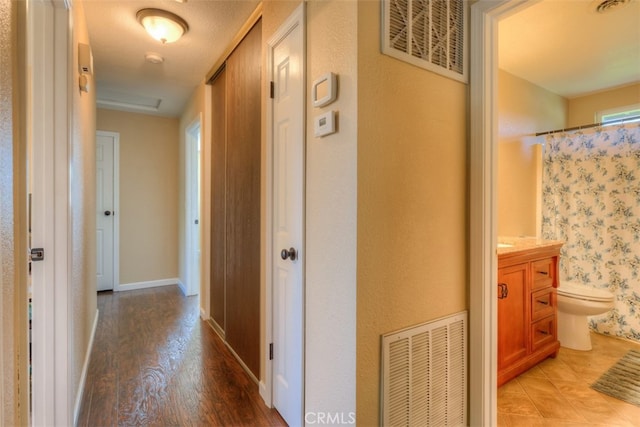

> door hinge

[
  {"left": 270, "top": 81, "right": 274, "bottom": 99},
  {"left": 269, "top": 342, "right": 273, "bottom": 360},
  {"left": 30, "top": 247, "right": 45, "bottom": 262}
]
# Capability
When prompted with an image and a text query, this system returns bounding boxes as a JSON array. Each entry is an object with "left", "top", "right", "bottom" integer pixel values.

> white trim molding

[
  {"left": 73, "top": 309, "right": 99, "bottom": 425},
  {"left": 469, "top": 1, "right": 534, "bottom": 425},
  {"left": 117, "top": 278, "right": 181, "bottom": 292},
  {"left": 28, "top": 1, "right": 57, "bottom": 424},
  {"left": 53, "top": 1, "right": 72, "bottom": 425},
  {"left": 177, "top": 279, "right": 187, "bottom": 296}
]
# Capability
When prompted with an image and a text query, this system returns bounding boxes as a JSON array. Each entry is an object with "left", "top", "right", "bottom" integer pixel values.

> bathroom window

[
  {"left": 381, "top": 0, "right": 468, "bottom": 83},
  {"left": 598, "top": 104, "right": 640, "bottom": 124}
]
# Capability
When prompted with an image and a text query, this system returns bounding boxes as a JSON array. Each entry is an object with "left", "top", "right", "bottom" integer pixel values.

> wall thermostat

[
  {"left": 312, "top": 72, "right": 337, "bottom": 108},
  {"left": 314, "top": 111, "right": 336, "bottom": 137}
]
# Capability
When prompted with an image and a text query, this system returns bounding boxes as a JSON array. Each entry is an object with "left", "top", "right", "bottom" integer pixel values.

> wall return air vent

[
  {"left": 381, "top": 311, "right": 467, "bottom": 426},
  {"left": 381, "top": 0, "right": 468, "bottom": 83}
]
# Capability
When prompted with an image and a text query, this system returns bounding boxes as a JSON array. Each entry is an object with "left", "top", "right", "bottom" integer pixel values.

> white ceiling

[
  {"left": 85, "top": 0, "right": 639, "bottom": 118},
  {"left": 499, "top": 0, "right": 640, "bottom": 99},
  {"left": 84, "top": 0, "right": 260, "bottom": 117}
]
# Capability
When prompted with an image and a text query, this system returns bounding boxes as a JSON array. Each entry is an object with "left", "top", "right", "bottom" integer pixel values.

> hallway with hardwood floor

[{"left": 77, "top": 285, "right": 286, "bottom": 426}]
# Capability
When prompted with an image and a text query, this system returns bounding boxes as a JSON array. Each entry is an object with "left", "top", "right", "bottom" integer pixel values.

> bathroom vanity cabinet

[{"left": 497, "top": 240, "right": 563, "bottom": 386}]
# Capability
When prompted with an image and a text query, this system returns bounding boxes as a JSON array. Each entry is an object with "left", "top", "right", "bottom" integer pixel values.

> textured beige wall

[
  {"left": 567, "top": 83, "right": 640, "bottom": 127},
  {"left": 0, "top": 0, "right": 27, "bottom": 423},
  {"left": 0, "top": 0, "right": 13, "bottom": 412},
  {"left": 305, "top": 0, "right": 358, "bottom": 418},
  {"left": 96, "top": 109, "right": 179, "bottom": 284},
  {"left": 70, "top": 0, "right": 98, "bottom": 412},
  {"left": 497, "top": 70, "right": 567, "bottom": 237},
  {"left": 357, "top": 2, "right": 467, "bottom": 424}
]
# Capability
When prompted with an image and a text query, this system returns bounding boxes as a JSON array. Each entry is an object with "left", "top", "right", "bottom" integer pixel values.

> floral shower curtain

[{"left": 541, "top": 122, "right": 640, "bottom": 341}]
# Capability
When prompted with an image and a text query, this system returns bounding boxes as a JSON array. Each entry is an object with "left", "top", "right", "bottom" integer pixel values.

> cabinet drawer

[
  {"left": 531, "top": 316, "right": 556, "bottom": 352},
  {"left": 531, "top": 288, "right": 556, "bottom": 321},
  {"left": 532, "top": 258, "right": 555, "bottom": 290}
]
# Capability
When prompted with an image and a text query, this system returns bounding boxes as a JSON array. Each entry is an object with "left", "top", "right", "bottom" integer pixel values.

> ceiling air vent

[
  {"left": 594, "top": 0, "right": 631, "bottom": 13},
  {"left": 381, "top": 0, "right": 468, "bottom": 83}
]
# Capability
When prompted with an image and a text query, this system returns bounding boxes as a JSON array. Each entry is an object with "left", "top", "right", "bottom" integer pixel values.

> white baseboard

[
  {"left": 200, "top": 307, "right": 207, "bottom": 320},
  {"left": 177, "top": 279, "right": 187, "bottom": 296},
  {"left": 259, "top": 381, "right": 271, "bottom": 407},
  {"left": 116, "top": 278, "right": 180, "bottom": 292},
  {"left": 73, "top": 309, "right": 99, "bottom": 425}
]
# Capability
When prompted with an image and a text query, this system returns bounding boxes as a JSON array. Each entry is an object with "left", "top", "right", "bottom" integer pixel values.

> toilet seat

[{"left": 558, "top": 281, "right": 614, "bottom": 303}]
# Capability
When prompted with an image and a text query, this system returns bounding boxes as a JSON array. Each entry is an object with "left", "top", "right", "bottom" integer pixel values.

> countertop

[{"left": 497, "top": 236, "right": 564, "bottom": 256}]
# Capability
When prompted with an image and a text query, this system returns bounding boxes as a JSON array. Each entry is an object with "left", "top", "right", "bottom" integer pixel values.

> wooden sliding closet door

[
  {"left": 225, "top": 19, "right": 262, "bottom": 378},
  {"left": 208, "top": 19, "right": 262, "bottom": 378},
  {"left": 210, "top": 67, "right": 226, "bottom": 332}
]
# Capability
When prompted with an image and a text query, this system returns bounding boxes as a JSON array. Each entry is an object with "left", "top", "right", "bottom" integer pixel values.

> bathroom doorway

[{"left": 470, "top": 0, "right": 639, "bottom": 424}]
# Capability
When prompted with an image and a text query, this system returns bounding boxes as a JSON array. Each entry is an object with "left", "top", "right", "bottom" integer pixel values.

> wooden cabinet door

[{"left": 498, "top": 263, "right": 529, "bottom": 370}]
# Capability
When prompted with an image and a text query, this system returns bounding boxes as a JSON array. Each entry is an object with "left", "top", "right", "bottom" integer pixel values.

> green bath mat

[{"left": 591, "top": 349, "right": 640, "bottom": 407}]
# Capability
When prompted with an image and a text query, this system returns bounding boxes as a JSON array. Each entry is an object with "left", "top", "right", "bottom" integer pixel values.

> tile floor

[{"left": 498, "top": 332, "right": 640, "bottom": 426}]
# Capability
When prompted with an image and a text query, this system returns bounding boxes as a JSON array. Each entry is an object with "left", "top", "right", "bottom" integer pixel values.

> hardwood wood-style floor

[{"left": 77, "top": 285, "right": 286, "bottom": 426}]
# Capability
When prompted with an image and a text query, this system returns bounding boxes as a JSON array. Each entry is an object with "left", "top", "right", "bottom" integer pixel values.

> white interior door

[
  {"left": 185, "top": 120, "right": 201, "bottom": 296},
  {"left": 96, "top": 131, "right": 118, "bottom": 291},
  {"left": 270, "top": 6, "right": 305, "bottom": 426}
]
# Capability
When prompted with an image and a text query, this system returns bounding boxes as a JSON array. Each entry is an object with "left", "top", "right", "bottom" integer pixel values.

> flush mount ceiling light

[
  {"left": 593, "top": 0, "right": 631, "bottom": 13},
  {"left": 136, "top": 8, "right": 189, "bottom": 44}
]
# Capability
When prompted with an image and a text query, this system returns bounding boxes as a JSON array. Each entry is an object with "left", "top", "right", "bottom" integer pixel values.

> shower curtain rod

[{"left": 535, "top": 115, "right": 640, "bottom": 137}]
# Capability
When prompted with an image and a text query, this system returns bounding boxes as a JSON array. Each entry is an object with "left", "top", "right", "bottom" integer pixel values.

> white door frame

[
  {"left": 469, "top": 1, "right": 534, "bottom": 425},
  {"left": 29, "top": 0, "right": 73, "bottom": 424},
  {"left": 96, "top": 130, "right": 120, "bottom": 292},
  {"left": 263, "top": 2, "right": 306, "bottom": 410},
  {"left": 28, "top": 1, "right": 56, "bottom": 423},
  {"left": 185, "top": 116, "right": 202, "bottom": 296}
]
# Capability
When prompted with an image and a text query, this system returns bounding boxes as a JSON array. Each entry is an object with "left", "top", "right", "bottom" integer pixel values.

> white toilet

[{"left": 556, "top": 280, "right": 614, "bottom": 351}]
